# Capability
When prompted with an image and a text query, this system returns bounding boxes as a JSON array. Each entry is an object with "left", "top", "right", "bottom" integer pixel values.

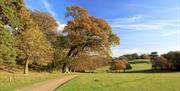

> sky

[{"left": 25, "top": 0, "right": 180, "bottom": 57}]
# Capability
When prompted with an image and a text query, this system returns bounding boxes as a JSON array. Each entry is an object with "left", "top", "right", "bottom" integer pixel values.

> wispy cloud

[
  {"left": 162, "top": 30, "right": 180, "bottom": 36},
  {"left": 111, "top": 47, "right": 179, "bottom": 57},
  {"left": 108, "top": 14, "right": 144, "bottom": 24},
  {"left": 126, "top": 3, "right": 158, "bottom": 10},
  {"left": 109, "top": 14, "right": 180, "bottom": 37},
  {"left": 41, "top": 0, "right": 65, "bottom": 31},
  {"left": 42, "top": 0, "right": 56, "bottom": 17}
]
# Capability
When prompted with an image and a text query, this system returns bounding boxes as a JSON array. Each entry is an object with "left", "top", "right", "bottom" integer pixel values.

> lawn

[
  {"left": 56, "top": 73, "right": 180, "bottom": 91},
  {"left": 0, "top": 71, "right": 69, "bottom": 91},
  {"left": 56, "top": 60, "right": 180, "bottom": 91},
  {"left": 94, "top": 62, "right": 151, "bottom": 73}
]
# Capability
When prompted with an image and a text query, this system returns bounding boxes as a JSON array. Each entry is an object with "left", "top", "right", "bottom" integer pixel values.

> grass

[
  {"left": 56, "top": 59, "right": 180, "bottom": 91},
  {"left": 94, "top": 62, "right": 151, "bottom": 73},
  {"left": 128, "top": 59, "right": 150, "bottom": 64},
  {"left": 0, "top": 71, "right": 69, "bottom": 91},
  {"left": 128, "top": 63, "right": 151, "bottom": 72},
  {"left": 56, "top": 73, "right": 180, "bottom": 91}
]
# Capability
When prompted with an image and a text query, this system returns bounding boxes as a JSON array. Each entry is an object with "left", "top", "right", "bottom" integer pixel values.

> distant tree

[
  {"left": 56, "top": 6, "right": 120, "bottom": 72},
  {"left": 152, "top": 56, "right": 172, "bottom": 70},
  {"left": 140, "top": 54, "right": 150, "bottom": 59},
  {"left": 122, "top": 53, "right": 139, "bottom": 60},
  {"left": 150, "top": 52, "right": 158, "bottom": 59},
  {"left": 162, "top": 51, "right": 180, "bottom": 70},
  {"left": 110, "top": 59, "right": 131, "bottom": 72}
]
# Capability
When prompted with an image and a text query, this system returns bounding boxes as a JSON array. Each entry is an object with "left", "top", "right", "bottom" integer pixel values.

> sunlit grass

[
  {"left": 56, "top": 73, "right": 180, "bottom": 91},
  {"left": 56, "top": 60, "right": 180, "bottom": 91},
  {"left": 0, "top": 71, "right": 68, "bottom": 91}
]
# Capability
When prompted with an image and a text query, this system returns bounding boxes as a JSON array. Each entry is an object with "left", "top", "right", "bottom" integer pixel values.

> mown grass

[
  {"left": 128, "top": 59, "right": 150, "bottom": 64},
  {"left": 95, "top": 62, "right": 151, "bottom": 73},
  {"left": 56, "top": 59, "right": 180, "bottom": 91},
  {"left": 56, "top": 73, "right": 180, "bottom": 91},
  {"left": 0, "top": 71, "right": 69, "bottom": 91}
]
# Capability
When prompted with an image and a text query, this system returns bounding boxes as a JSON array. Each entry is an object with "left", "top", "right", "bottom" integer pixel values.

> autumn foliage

[
  {"left": 152, "top": 51, "right": 180, "bottom": 70},
  {"left": 110, "top": 59, "right": 132, "bottom": 72},
  {"left": 71, "top": 54, "right": 108, "bottom": 72}
]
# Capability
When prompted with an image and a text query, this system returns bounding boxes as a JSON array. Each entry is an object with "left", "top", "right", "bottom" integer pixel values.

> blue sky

[{"left": 25, "top": 0, "right": 180, "bottom": 57}]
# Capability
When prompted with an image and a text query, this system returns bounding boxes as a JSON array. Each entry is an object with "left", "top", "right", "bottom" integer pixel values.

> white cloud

[
  {"left": 41, "top": 0, "right": 66, "bottom": 31},
  {"left": 42, "top": 0, "right": 56, "bottom": 17},
  {"left": 56, "top": 21, "right": 66, "bottom": 31},
  {"left": 108, "top": 14, "right": 144, "bottom": 24},
  {"left": 126, "top": 4, "right": 157, "bottom": 9},
  {"left": 110, "top": 19, "right": 179, "bottom": 31},
  {"left": 109, "top": 14, "right": 180, "bottom": 37}
]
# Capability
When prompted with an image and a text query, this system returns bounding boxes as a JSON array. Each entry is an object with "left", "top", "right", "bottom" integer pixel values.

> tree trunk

[
  {"left": 24, "top": 58, "right": 29, "bottom": 74},
  {"left": 62, "top": 63, "right": 69, "bottom": 73},
  {"left": 124, "top": 69, "right": 126, "bottom": 72}
]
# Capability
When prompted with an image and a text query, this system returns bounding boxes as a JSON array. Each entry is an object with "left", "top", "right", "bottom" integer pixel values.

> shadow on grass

[
  {"left": 75, "top": 70, "right": 180, "bottom": 74},
  {"left": 123, "top": 69, "right": 180, "bottom": 74}
]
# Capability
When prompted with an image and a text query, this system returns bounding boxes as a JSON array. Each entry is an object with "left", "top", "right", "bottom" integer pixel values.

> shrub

[
  {"left": 110, "top": 59, "right": 132, "bottom": 72},
  {"left": 71, "top": 55, "right": 108, "bottom": 72},
  {"left": 162, "top": 51, "right": 180, "bottom": 70},
  {"left": 152, "top": 56, "right": 173, "bottom": 70}
]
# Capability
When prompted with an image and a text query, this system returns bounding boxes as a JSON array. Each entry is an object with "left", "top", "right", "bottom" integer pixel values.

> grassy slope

[
  {"left": 0, "top": 71, "right": 69, "bottom": 91},
  {"left": 56, "top": 59, "right": 180, "bottom": 91}
]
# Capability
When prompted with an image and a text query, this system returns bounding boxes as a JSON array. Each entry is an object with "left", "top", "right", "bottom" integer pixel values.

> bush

[
  {"left": 71, "top": 55, "right": 108, "bottom": 72},
  {"left": 162, "top": 51, "right": 180, "bottom": 70},
  {"left": 109, "top": 59, "right": 132, "bottom": 72},
  {"left": 152, "top": 56, "right": 172, "bottom": 70}
]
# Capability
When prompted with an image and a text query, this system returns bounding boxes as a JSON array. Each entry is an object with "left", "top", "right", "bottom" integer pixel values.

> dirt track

[{"left": 16, "top": 74, "right": 78, "bottom": 91}]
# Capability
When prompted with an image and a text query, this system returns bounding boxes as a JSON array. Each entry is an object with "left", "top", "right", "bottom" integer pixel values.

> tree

[
  {"left": 15, "top": 1, "right": 53, "bottom": 74},
  {"left": 162, "top": 51, "right": 180, "bottom": 70},
  {"left": 140, "top": 54, "right": 150, "bottom": 59},
  {"left": 110, "top": 59, "right": 131, "bottom": 72},
  {"left": 57, "top": 6, "right": 120, "bottom": 72},
  {"left": 152, "top": 56, "right": 172, "bottom": 70},
  {"left": 30, "top": 11, "right": 59, "bottom": 71},
  {"left": 150, "top": 52, "right": 158, "bottom": 59},
  {"left": 0, "top": 0, "right": 21, "bottom": 65},
  {"left": 16, "top": 22, "right": 53, "bottom": 74},
  {"left": 121, "top": 53, "right": 139, "bottom": 61},
  {"left": 0, "top": 27, "right": 16, "bottom": 64},
  {"left": 71, "top": 54, "right": 108, "bottom": 72},
  {"left": 30, "top": 11, "right": 58, "bottom": 44}
]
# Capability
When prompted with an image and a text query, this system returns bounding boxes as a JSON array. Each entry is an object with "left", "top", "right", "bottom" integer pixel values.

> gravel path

[{"left": 16, "top": 74, "right": 79, "bottom": 91}]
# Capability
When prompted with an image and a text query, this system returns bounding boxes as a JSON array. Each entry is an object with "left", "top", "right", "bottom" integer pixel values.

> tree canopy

[
  {"left": 54, "top": 6, "right": 120, "bottom": 72},
  {"left": 63, "top": 6, "right": 120, "bottom": 58}
]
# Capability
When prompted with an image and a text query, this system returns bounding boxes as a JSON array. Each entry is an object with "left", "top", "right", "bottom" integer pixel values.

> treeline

[
  {"left": 0, "top": 0, "right": 120, "bottom": 74},
  {"left": 116, "top": 53, "right": 150, "bottom": 61},
  {"left": 110, "top": 51, "right": 180, "bottom": 72},
  {"left": 152, "top": 51, "right": 180, "bottom": 70}
]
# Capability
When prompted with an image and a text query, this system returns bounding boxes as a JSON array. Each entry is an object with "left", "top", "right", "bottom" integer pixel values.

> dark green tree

[{"left": 0, "top": 27, "right": 16, "bottom": 64}]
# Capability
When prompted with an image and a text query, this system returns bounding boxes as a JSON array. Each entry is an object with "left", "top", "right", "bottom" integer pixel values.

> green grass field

[
  {"left": 56, "top": 60, "right": 180, "bottom": 91},
  {"left": 0, "top": 71, "right": 68, "bottom": 91}
]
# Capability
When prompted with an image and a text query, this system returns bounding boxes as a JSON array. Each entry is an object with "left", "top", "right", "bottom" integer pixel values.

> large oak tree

[{"left": 57, "top": 6, "right": 120, "bottom": 72}]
